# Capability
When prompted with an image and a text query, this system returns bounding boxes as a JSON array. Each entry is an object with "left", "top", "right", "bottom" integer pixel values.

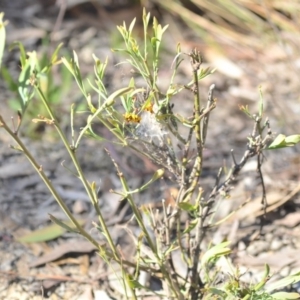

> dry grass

[{"left": 149, "top": 0, "right": 300, "bottom": 50}]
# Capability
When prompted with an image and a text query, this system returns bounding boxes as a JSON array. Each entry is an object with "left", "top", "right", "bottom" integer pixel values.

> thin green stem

[
  {"left": 34, "top": 87, "right": 141, "bottom": 297},
  {"left": 186, "top": 49, "right": 205, "bottom": 300},
  {"left": 35, "top": 86, "right": 120, "bottom": 261},
  {"left": 117, "top": 169, "right": 183, "bottom": 299},
  {"left": 0, "top": 115, "right": 102, "bottom": 250},
  {"left": 184, "top": 50, "right": 203, "bottom": 203}
]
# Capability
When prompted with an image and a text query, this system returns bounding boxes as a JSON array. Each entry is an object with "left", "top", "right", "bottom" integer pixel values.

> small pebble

[
  {"left": 72, "top": 200, "right": 88, "bottom": 214},
  {"left": 247, "top": 241, "right": 269, "bottom": 256},
  {"left": 270, "top": 238, "right": 283, "bottom": 251}
]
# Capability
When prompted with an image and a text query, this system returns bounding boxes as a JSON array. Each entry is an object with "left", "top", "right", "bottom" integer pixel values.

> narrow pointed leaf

[
  {"left": 201, "top": 241, "right": 231, "bottom": 266},
  {"left": 49, "top": 214, "right": 85, "bottom": 233},
  {"left": 271, "top": 292, "right": 300, "bottom": 299},
  {"left": 178, "top": 202, "right": 196, "bottom": 212},
  {"left": 266, "top": 272, "right": 300, "bottom": 292}
]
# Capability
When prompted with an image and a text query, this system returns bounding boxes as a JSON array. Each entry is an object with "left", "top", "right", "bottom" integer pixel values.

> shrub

[{"left": 1, "top": 10, "right": 300, "bottom": 300}]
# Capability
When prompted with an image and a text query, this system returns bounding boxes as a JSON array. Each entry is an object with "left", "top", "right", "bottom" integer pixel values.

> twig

[{"left": 201, "top": 84, "right": 216, "bottom": 145}]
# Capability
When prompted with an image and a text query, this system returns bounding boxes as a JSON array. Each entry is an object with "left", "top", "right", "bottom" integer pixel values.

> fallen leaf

[
  {"left": 16, "top": 219, "right": 85, "bottom": 243},
  {"left": 29, "top": 239, "right": 97, "bottom": 268},
  {"left": 275, "top": 212, "right": 300, "bottom": 228}
]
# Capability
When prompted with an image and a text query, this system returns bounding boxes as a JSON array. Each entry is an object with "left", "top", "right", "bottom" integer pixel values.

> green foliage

[
  {"left": 267, "top": 134, "right": 300, "bottom": 150},
  {"left": 1, "top": 41, "right": 73, "bottom": 137},
  {"left": 240, "top": 100, "right": 300, "bottom": 151},
  {"left": 17, "top": 218, "right": 85, "bottom": 243}
]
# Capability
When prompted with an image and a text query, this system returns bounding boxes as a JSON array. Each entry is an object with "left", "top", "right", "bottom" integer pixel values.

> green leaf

[
  {"left": 128, "top": 17, "right": 136, "bottom": 33},
  {"left": 61, "top": 56, "right": 74, "bottom": 75},
  {"left": 9, "top": 42, "right": 27, "bottom": 67},
  {"left": 49, "top": 214, "right": 84, "bottom": 233},
  {"left": 17, "top": 224, "right": 65, "bottom": 243},
  {"left": 178, "top": 202, "right": 196, "bottom": 212},
  {"left": 267, "top": 134, "right": 300, "bottom": 150},
  {"left": 126, "top": 169, "right": 165, "bottom": 195},
  {"left": 93, "top": 54, "right": 108, "bottom": 81},
  {"left": 183, "top": 219, "right": 198, "bottom": 234},
  {"left": 201, "top": 241, "right": 231, "bottom": 266},
  {"left": 285, "top": 135, "right": 300, "bottom": 145},
  {"left": 84, "top": 122, "right": 105, "bottom": 141},
  {"left": 120, "top": 77, "right": 135, "bottom": 112},
  {"left": 126, "top": 274, "right": 146, "bottom": 289},
  {"left": 142, "top": 8, "right": 150, "bottom": 31},
  {"left": 50, "top": 42, "right": 63, "bottom": 65},
  {"left": 253, "top": 264, "right": 270, "bottom": 291},
  {"left": 164, "top": 243, "right": 178, "bottom": 257},
  {"left": 105, "top": 86, "right": 133, "bottom": 107},
  {"left": 18, "top": 51, "right": 38, "bottom": 112},
  {"left": 17, "top": 218, "right": 85, "bottom": 243},
  {"left": 266, "top": 272, "right": 300, "bottom": 292},
  {"left": 268, "top": 134, "right": 287, "bottom": 149},
  {"left": 61, "top": 51, "right": 87, "bottom": 97},
  {"left": 151, "top": 16, "right": 169, "bottom": 59},
  {"left": 271, "top": 292, "right": 300, "bottom": 299},
  {"left": 151, "top": 37, "right": 159, "bottom": 48},
  {"left": 206, "top": 287, "right": 227, "bottom": 297}
]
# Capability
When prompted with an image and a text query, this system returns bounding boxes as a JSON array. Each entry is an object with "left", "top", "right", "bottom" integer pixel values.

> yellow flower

[
  {"left": 123, "top": 112, "right": 141, "bottom": 123},
  {"left": 143, "top": 102, "right": 154, "bottom": 114}
]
